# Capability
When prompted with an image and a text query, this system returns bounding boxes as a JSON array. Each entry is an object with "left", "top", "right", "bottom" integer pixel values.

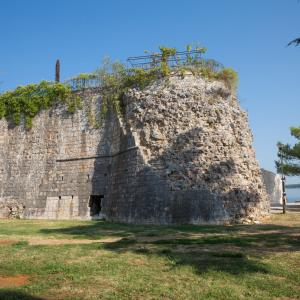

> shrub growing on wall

[{"left": 0, "top": 81, "right": 81, "bottom": 129}]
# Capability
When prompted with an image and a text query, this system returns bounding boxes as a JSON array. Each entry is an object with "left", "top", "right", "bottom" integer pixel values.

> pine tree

[
  {"left": 276, "top": 126, "right": 300, "bottom": 175},
  {"left": 287, "top": 38, "right": 300, "bottom": 47}
]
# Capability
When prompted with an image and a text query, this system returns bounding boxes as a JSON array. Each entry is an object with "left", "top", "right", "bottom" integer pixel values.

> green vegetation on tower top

[
  {"left": 0, "top": 44, "right": 238, "bottom": 129},
  {"left": 67, "top": 45, "right": 238, "bottom": 91}
]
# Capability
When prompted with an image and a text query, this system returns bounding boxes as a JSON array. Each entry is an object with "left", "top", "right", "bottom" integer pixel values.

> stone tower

[{"left": 0, "top": 74, "right": 269, "bottom": 223}]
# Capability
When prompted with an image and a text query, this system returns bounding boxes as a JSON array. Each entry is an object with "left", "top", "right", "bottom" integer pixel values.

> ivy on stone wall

[{"left": 0, "top": 81, "right": 82, "bottom": 129}]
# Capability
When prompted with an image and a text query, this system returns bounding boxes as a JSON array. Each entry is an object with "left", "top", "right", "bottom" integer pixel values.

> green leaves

[
  {"left": 0, "top": 81, "right": 80, "bottom": 129},
  {"left": 216, "top": 68, "right": 239, "bottom": 91},
  {"left": 276, "top": 127, "right": 300, "bottom": 176},
  {"left": 291, "top": 127, "right": 300, "bottom": 139},
  {"left": 287, "top": 38, "right": 300, "bottom": 47}
]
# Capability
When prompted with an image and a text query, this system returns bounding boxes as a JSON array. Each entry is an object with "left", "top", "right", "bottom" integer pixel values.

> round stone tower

[{"left": 104, "top": 74, "right": 270, "bottom": 224}]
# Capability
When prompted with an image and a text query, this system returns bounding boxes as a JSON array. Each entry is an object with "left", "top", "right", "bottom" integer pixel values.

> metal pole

[
  {"left": 55, "top": 59, "right": 60, "bottom": 82},
  {"left": 279, "top": 145, "right": 287, "bottom": 214},
  {"left": 282, "top": 175, "right": 286, "bottom": 214}
]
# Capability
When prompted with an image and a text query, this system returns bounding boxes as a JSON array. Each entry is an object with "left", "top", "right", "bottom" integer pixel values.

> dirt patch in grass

[
  {"left": 0, "top": 275, "right": 30, "bottom": 288},
  {"left": 0, "top": 239, "right": 15, "bottom": 246},
  {"left": 28, "top": 237, "right": 122, "bottom": 245}
]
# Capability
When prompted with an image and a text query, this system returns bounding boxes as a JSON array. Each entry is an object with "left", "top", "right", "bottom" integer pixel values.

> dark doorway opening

[{"left": 89, "top": 195, "right": 104, "bottom": 216}]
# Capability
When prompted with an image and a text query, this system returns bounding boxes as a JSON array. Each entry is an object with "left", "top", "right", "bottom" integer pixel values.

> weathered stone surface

[
  {"left": 0, "top": 200, "right": 25, "bottom": 219},
  {"left": 0, "top": 75, "right": 270, "bottom": 224},
  {"left": 120, "top": 75, "right": 270, "bottom": 223},
  {"left": 261, "top": 169, "right": 283, "bottom": 205}
]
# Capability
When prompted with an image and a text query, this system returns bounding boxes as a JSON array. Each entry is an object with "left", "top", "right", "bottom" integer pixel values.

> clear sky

[{"left": 0, "top": 0, "right": 299, "bottom": 182}]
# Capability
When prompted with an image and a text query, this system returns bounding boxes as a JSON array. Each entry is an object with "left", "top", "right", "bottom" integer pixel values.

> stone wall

[
  {"left": 110, "top": 75, "right": 270, "bottom": 223},
  {"left": 261, "top": 169, "right": 283, "bottom": 205},
  {"left": 0, "top": 75, "right": 270, "bottom": 223},
  {"left": 0, "top": 91, "right": 112, "bottom": 220}
]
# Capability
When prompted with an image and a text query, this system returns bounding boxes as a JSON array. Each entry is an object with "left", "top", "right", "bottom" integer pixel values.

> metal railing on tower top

[{"left": 127, "top": 50, "right": 204, "bottom": 70}]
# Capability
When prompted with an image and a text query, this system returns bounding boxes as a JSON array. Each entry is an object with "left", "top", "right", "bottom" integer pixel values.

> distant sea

[{"left": 286, "top": 188, "right": 300, "bottom": 203}]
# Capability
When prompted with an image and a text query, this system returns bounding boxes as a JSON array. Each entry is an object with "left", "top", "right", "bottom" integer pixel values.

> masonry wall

[
  {"left": 0, "top": 75, "right": 270, "bottom": 223},
  {"left": 0, "top": 92, "right": 113, "bottom": 219},
  {"left": 261, "top": 169, "right": 283, "bottom": 205}
]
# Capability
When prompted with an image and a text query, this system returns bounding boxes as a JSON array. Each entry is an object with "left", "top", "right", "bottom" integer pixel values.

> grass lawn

[{"left": 0, "top": 214, "right": 299, "bottom": 300}]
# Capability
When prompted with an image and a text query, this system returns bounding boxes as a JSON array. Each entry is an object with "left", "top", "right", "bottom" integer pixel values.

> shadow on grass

[
  {"left": 101, "top": 237, "right": 270, "bottom": 275},
  {"left": 39, "top": 221, "right": 148, "bottom": 239},
  {"left": 161, "top": 249, "right": 270, "bottom": 275},
  {"left": 0, "top": 290, "right": 44, "bottom": 300},
  {"left": 39, "top": 220, "right": 300, "bottom": 276},
  {"left": 40, "top": 221, "right": 240, "bottom": 239},
  {"left": 39, "top": 220, "right": 300, "bottom": 239}
]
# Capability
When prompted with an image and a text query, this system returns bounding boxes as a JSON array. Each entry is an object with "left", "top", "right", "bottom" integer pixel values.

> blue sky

[{"left": 0, "top": 0, "right": 299, "bottom": 182}]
